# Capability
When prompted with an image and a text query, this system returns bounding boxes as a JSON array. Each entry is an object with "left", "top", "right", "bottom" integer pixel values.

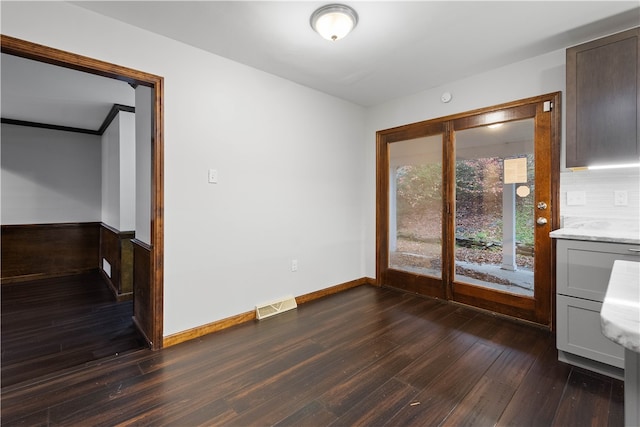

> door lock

[{"left": 537, "top": 202, "right": 548, "bottom": 210}]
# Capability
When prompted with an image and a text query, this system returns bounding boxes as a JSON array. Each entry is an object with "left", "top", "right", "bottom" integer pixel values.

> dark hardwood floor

[
  {"left": 1, "top": 284, "right": 623, "bottom": 426},
  {"left": 1, "top": 271, "right": 146, "bottom": 388}
]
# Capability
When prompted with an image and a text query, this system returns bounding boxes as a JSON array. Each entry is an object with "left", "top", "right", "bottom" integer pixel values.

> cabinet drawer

[
  {"left": 556, "top": 294, "right": 624, "bottom": 369},
  {"left": 556, "top": 239, "right": 640, "bottom": 301}
]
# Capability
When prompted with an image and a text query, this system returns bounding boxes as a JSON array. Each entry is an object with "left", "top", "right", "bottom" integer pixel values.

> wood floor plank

[
  {"left": 0, "top": 409, "right": 49, "bottom": 427},
  {"left": 440, "top": 375, "right": 517, "bottom": 427},
  {"left": 331, "top": 377, "right": 419, "bottom": 426},
  {"left": 608, "top": 378, "right": 625, "bottom": 426},
  {"left": 273, "top": 400, "right": 338, "bottom": 427},
  {"left": 308, "top": 292, "right": 435, "bottom": 349},
  {"left": 1, "top": 271, "right": 145, "bottom": 388},
  {"left": 553, "top": 368, "right": 614, "bottom": 427},
  {"left": 45, "top": 369, "right": 164, "bottom": 425},
  {"left": 149, "top": 397, "right": 239, "bottom": 427},
  {"left": 0, "top": 353, "right": 149, "bottom": 417},
  {"left": 0, "top": 284, "right": 625, "bottom": 427},
  {"left": 496, "top": 340, "right": 573, "bottom": 427},
  {"left": 225, "top": 336, "right": 399, "bottom": 425},
  {"left": 54, "top": 340, "right": 325, "bottom": 425},
  {"left": 386, "top": 342, "right": 502, "bottom": 426},
  {"left": 482, "top": 325, "right": 550, "bottom": 389},
  {"left": 446, "top": 320, "right": 553, "bottom": 426},
  {"left": 318, "top": 311, "right": 474, "bottom": 417},
  {"left": 393, "top": 314, "right": 499, "bottom": 391}
]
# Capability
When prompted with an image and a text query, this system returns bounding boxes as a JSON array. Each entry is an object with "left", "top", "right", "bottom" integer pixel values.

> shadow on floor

[{"left": 1, "top": 271, "right": 147, "bottom": 388}]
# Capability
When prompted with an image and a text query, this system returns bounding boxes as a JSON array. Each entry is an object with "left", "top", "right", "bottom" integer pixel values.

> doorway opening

[
  {"left": 1, "top": 35, "right": 164, "bottom": 349},
  {"left": 377, "top": 93, "right": 560, "bottom": 326}
]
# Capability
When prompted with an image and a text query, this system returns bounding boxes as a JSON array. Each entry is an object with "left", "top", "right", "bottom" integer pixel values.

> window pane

[
  {"left": 389, "top": 134, "right": 442, "bottom": 278},
  {"left": 454, "top": 120, "right": 534, "bottom": 296}
]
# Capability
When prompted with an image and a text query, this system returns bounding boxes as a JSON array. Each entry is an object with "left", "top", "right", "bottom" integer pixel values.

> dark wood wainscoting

[
  {"left": 132, "top": 238, "right": 153, "bottom": 347},
  {"left": 1, "top": 223, "right": 100, "bottom": 284},
  {"left": 99, "top": 224, "right": 135, "bottom": 300}
]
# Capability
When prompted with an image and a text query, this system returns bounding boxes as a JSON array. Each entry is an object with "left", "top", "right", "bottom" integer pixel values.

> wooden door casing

[{"left": 1, "top": 35, "right": 165, "bottom": 349}]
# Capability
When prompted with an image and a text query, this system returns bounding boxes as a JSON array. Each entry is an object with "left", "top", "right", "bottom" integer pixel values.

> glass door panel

[
  {"left": 454, "top": 119, "right": 535, "bottom": 296},
  {"left": 389, "top": 134, "right": 443, "bottom": 279},
  {"left": 378, "top": 94, "right": 558, "bottom": 325}
]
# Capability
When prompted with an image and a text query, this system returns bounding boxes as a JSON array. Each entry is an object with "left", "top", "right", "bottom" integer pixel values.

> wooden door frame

[
  {"left": 376, "top": 120, "right": 448, "bottom": 298},
  {"left": 1, "top": 35, "right": 165, "bottom": 349},
  {"left": 376, "top": 93, "right": 561, "bottom": 327}
]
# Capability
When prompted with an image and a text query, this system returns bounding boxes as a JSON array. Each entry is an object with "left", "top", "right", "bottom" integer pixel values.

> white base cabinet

[{"left": 556, "top": 239, "right": 640, "bottom": 379}]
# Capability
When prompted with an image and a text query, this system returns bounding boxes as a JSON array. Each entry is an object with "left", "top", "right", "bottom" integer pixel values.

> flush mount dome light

[{"left": 310, "top": 4, "right": 358, "bottom": 41}]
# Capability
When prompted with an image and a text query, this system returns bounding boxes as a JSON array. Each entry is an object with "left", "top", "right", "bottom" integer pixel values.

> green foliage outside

[
  {"left": 396, "top": 163, "right": 442, "bottom": 211},
  {"left": 515, "top": 205, "right": 534, "bottom": 245},
  {"left": 395, "top": 155, "right": 534, "bottom": 246}
]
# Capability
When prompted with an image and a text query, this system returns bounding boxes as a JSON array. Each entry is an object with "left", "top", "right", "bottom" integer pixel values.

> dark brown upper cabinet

[{"left": 566, "top": 27, "right": 639, "bottom": 168}]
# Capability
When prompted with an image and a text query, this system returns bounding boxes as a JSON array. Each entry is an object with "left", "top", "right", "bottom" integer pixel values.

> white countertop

[
  {"left": 601, "top": 260, "right": 640, "bottom": 353},
  {"left": 550, "top": 217, "right": 640, "bottom": 245}
]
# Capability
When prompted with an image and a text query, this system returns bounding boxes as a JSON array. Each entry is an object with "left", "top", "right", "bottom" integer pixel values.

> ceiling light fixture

[{"left": 310, "top": 4, "right": 358, "bottom": 41}]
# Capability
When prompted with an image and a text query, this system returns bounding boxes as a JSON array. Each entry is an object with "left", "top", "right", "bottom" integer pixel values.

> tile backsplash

[{"left": 559, "top": 167, "right": 640, "bottom": 223}]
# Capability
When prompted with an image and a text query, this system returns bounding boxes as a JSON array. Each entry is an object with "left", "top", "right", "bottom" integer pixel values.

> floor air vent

[{"left": 255, "top": 296, "right": 297, "bottom": 320}]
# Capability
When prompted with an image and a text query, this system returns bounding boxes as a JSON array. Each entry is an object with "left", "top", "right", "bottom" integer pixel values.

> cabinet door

[
  {"left": 566, "top": 27, "right": 639, "bottom": 168},
  {"left": 556, "top": 294, "right": 625, "bottom": 369}
]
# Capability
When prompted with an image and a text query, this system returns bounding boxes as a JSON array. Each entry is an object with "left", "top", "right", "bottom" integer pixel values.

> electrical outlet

[
  {"left": 614, "top": 190, "right": 628, "bottom": 206},
  {"left": 291, "top": 259, "right": 298, "bottom": 272},
  {"left": 102, "top": 258, "right": 111, "bottom": 278},
  {"left": 566, "top": 191, "right": 586, "bottom": 206}
]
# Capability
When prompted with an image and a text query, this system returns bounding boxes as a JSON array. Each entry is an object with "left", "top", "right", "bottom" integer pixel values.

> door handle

[{"left": 536, "top": 217, "right": 548, "bottom": 225}]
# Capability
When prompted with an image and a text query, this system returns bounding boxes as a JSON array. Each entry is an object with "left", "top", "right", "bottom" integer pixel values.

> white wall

[
  {"left": 1, "top": 124, "right": 102, "bottom": 224},
  {"left": 0, "top": 1, "right": 366, "bottom": 336},
  {"left": 101, "top": 111, "right": 135, "bottom": 231},
  {"left": 101, "top": 114, "right": 120, "bottom": 228},
  {"left": 119, "top": 112, "right": 136, "bottom": 232},
  {"left": 135, "top": 86, "right": 152, "bottom": 245}
]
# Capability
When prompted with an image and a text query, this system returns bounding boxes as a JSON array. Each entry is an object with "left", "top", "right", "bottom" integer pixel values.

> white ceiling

[
  {"left": 1, "top": 53, "right": 135, "bottom": 131},
  {"left": 2, "top": 1, "right": 639, "bottom": 129}
]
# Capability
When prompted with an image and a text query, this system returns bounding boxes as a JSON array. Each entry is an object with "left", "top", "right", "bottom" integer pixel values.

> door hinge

[{"left": 543, "top": 101, "right": 553, "bottom": 112}]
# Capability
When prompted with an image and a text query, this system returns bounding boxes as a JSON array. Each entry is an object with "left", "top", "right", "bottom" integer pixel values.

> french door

[{"left": 376, "top": 93, "right": 560, "bottom": 326}]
